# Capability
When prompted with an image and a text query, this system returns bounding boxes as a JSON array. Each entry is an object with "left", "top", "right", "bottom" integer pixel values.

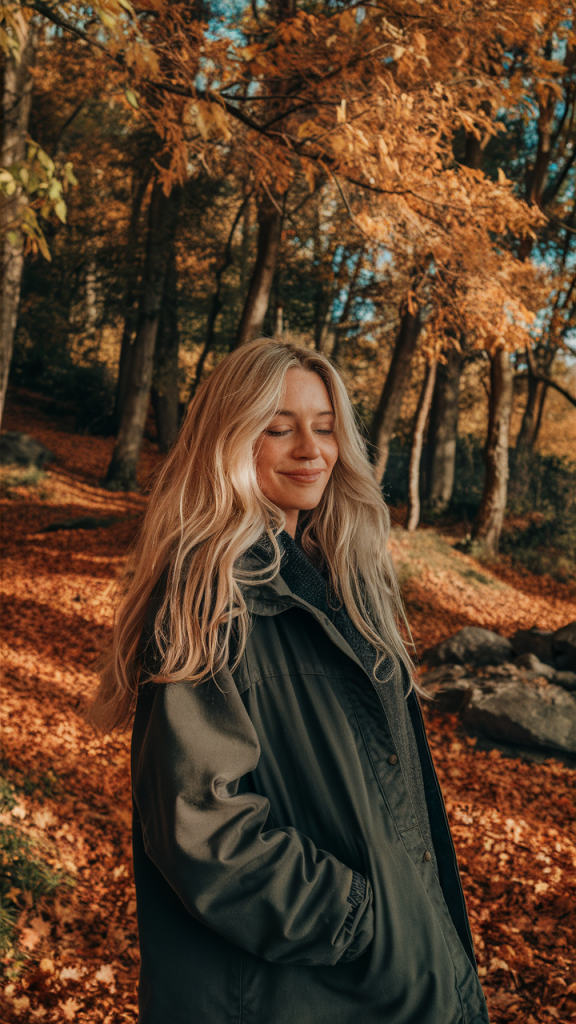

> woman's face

[{"left": 256, "top": 368, "right": 339, "bottom": 537}]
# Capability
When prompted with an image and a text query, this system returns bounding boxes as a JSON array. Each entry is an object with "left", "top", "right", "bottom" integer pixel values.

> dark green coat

[{"left": 131, "top": 567, "right": 489, "bottom": 1024}]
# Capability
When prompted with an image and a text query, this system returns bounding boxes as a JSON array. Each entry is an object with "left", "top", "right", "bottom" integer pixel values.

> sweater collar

[{"left": 238, "top": 534, "right": 369, "bottom": 679}]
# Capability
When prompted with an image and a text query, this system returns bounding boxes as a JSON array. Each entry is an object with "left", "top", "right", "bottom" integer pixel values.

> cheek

[
  {"left": 325, "top": 439, "right": 339, "bottom": 472},
  {"left": 255, "top": 439, "right": 277, "bottom": 483}
]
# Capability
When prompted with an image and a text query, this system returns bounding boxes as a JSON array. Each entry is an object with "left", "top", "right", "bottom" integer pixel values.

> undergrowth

[
  {"left": 0, "top": 776, "right": 69, "bottom": 969},
  {"left": 384, "top": 437, "right": 576, "bottom": 583},
  {"left": 0, "top": 466, "right": 47, "bottom": 500}
]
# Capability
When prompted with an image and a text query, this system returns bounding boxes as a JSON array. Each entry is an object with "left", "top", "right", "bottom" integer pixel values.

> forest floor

[{"left": 1, "top": 392, "right": 576, "bottom": 1024}]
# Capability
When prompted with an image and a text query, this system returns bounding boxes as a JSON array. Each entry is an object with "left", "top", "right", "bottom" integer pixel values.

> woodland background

[{"left": 1, "top": 1, "right": 576, "bottom": 1022}]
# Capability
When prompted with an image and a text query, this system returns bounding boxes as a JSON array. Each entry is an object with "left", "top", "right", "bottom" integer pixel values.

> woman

[{"left": 92, "top": 338, "right": 489, "bottom": 1024}]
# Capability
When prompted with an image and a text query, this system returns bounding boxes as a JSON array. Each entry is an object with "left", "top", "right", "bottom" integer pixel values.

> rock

[
  {"left": 0, "top": 431, "right": 55, "bottom": 468},
  {"left": 420, "top": 665, "right": 474, "bottom": 713},
  {"left": 40, "top": 516, "right": 121, "bottom": 532},
  {"left": 423, "top": 627, "right": 514, "bottom": 668},
  {"left": 554, "top": 671, "right": 576, "bottom": 692},
  {"left": 553, "top": 622, "right": 576, "bottom": 672},
  {"left": 514, "top": 652, "right": 556, "bottom": 681},
  {"left": 462, "top": 680, "right": 576, "bottom": 755},
  {"left": 510, "top": 627, "right": 554, "bottom": 665}
]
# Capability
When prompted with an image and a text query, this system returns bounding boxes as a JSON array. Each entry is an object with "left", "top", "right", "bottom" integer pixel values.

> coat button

[
  {"left": 423, "top": 851, "right": 432, "bottom": 862},
  {"left": 388, "top": 754, "right": 398, "bottom": 765}
]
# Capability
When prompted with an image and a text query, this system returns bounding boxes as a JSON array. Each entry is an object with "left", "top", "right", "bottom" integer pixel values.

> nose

[{"left": 293, "top": 427, "right": 321, "bottom": 461}]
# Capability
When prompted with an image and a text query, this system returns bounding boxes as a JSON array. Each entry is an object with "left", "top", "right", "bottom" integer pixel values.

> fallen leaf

[{"left": 60, "top": 998, "right": 81, "bottom": 1021}]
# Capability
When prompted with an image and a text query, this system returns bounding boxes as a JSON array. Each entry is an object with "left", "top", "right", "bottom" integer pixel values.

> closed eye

[{"left": 266, "top": 428, "right": 334, "bottom": 436}]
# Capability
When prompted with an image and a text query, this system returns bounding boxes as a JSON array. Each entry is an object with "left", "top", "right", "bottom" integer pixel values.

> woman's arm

[{"left": 132, "top": 673, "right": 374, "bottom": 967}]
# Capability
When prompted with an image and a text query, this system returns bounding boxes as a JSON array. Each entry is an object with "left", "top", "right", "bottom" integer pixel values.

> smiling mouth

[{"left": 279, "top": 470, "right": 322, "bottom": 482}]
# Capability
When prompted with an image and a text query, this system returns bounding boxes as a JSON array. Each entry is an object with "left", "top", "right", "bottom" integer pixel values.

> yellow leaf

[
  {"left": 125, "top": 88, "right": 139, "bottom": 110},
  {"left": 36, "top": 149, "right": 54, "bottom": 175},
  {"left": 54, "top": 200, "right": 67, "bottom": 224},
  {"left": 64, "top": 162, "right": 78, "bottom": 186},
  {"left": 97, "top": 10, "right": 117, "bottom": 30}
]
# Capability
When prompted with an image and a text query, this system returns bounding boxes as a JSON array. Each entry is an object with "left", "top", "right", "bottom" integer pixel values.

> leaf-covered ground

[{"left": 1, "top": 395, "right": 575, "bottom": 1023}]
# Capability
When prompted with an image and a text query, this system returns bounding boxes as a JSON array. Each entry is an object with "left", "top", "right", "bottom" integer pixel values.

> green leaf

[
  {"left": 64, "top": 162, "right": 78, "bottom": 186},
  {"left": 36, "top": 149, "right": 55, "bottom": 175},
  {"left": 54, "top": 200, "right": 67, "bottom": 223},
  {"left": 19, "top": 167, "right": 29, "bottom": 187},
  {"left": 48, "top": 179, "right": 63, "bottom": 201},
  {"left": 125, "top": 88, "right": 139, "bottom": 109},
  {"left": 26, "top": 172, "right": 42, "bottom": 194},
  {"left": 6, "top": 231, "right": 20, "bottom": 247}
]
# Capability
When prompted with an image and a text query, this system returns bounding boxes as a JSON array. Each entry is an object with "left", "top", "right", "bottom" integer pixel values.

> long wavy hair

[{"left": 90, "top": 338, "right": 415, "bottom": 732}]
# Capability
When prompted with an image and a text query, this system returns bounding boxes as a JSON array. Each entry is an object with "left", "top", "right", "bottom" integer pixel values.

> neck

[{"left": 283, "top": 510, "right": 299, "bottom": 538}]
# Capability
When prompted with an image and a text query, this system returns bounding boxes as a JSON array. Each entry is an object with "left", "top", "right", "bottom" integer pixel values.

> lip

[{"left": 279, "top": 470, "right": 322, "bottom": 482}]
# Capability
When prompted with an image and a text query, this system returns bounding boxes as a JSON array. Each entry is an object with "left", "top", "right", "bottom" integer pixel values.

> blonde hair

[{"left": 91, "top": 338, "right": 415, "bottom": 732}]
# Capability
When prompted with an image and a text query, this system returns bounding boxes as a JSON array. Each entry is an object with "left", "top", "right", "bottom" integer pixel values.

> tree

[
  {"left": 370, "top": 301, "right": 422, "bottom": 483},
  {"left": 406, "top": 358, "right": 437, "bottom": 532},
  {"left": 0, "top": 10, "right": 35, "bottom": 423},
  {"left": 105, "top": 177, "right": 180, "bottom": 490},
  {"left": 151, "top": 238, "right": 180, "bottom": 452},
  {"left": 113, "top": 158, "right": 154, "bottom": 431},
  {"left": 426, "top": 346, "right": 464, "bottom": 514},
  {"left": 472, "top": 349, "right": 515, "bottom": 555},
  {"left": 233, "top": 193, "right": 283, "bottom": 348}
]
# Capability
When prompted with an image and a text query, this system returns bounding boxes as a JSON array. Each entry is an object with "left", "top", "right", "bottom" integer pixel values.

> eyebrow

[{"left": 274, "top": 409, "right": 334, "bottom": 417}]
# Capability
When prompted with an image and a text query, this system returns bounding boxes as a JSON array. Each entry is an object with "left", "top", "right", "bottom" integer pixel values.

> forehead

[{"left": 276, "top": 368, "right": 333, "bottom": 412}]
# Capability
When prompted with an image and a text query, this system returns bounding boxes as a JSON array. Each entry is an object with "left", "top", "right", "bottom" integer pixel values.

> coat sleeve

[{"left": 131, "top": 671, "right": 374, "bottom": 967}]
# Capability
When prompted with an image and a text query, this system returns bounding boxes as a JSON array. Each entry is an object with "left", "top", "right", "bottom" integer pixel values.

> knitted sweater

[{"left": 277, "top": 531, "right": 438, "bottom": 874}]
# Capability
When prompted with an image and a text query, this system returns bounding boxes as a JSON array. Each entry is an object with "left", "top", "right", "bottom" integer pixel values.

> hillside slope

[{"left": 1, "top": 395, "right": 575, "bottom": 1024}]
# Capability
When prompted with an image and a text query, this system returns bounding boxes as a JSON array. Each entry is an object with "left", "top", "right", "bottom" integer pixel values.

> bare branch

[{"left": 525, "top": 344, "right": 576, "bottom": 408}]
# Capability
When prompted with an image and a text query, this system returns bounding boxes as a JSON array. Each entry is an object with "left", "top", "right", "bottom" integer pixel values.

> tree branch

[{"left": 525, "top": 344, "right": 576, "bottom": 408}]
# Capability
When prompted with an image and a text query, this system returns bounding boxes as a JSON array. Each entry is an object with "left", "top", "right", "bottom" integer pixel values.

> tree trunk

[
  {"left": 105, "top": 180, "right": 180, "bottom": 490},
  {"left": 407, "top": 360, "right": 437, "bottom": 532},
  {"left": 151, "top": 240, "right": 180, "bottom": 452},
  {"left": 113, "top": 164, "right": 153, "bottom": 431},
  {"left": 188, "top": 196, "right": 247, "bottom": 402},
  {"left": 330, "top": 250, "right": 363, "bottom": 365},
  {"left": 370, "top": 302, "right": 422, "bottom": 484},
  {"left": 426, "top": 346, "right": 464, "bottom": 512},
  {"left": 233, "top": 193, "right": 283, "bottom": 348},
  {"left": 532, "top": 380, "right": 548, "bottom": 447},
  {"left": 0, "top": 16, "right": 36, "bottom": 426},
  {"left": 472, "top": 348, "right": 514, "bottom": 555},
  {"left": 515, "top": 366, "right": 546, "bottom": 454}
]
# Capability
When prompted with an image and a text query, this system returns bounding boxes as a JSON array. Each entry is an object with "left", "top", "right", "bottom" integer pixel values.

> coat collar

[{"left": 238, "top": 542, "right": 369, "bottom": 679}]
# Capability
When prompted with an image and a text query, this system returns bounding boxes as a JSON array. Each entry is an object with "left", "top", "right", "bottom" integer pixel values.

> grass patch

[
  {"left": 392, "top": 525, "right": 503, "bottom": 589},
  {"left": 456, "top": 566, "right": 498, "bottom": 587},
  {"left": 0, "top": 465, "right": 47, "bottom": 500},
  {"left": 0, "top": 776, "right": 71, "bottom": 968}
]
